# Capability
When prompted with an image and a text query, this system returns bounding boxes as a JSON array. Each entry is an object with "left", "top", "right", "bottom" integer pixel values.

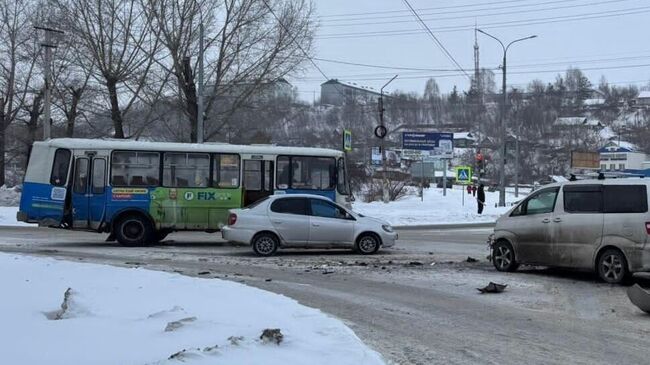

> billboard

[
  {"left": 402, "top": 132, "right": 454, "bottom": 157},
  {"left": 571, "top": 151, "right": 600, "bottom": 169}
]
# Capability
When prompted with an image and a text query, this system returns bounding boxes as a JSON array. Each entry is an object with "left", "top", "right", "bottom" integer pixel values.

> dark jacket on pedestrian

[{"left": 477, "top": 184, "right": 486, "bottom": 214}]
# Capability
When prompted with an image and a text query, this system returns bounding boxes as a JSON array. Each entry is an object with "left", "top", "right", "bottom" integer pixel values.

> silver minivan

[{"left": 490, "top": 178, "right": 650, "bottom": 283}]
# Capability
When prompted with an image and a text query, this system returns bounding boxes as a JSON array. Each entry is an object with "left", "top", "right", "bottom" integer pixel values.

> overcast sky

[{"left": 288, "top": 0, "right": 649, "bottom": 101}]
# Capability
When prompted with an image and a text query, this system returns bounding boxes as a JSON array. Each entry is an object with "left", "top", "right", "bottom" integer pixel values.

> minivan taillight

[
  {"left": 646, "top": 222, "right": 650, "bottom": 235},
  {"left": 228, "top": 213, "right": 237, "bottom": 226}
]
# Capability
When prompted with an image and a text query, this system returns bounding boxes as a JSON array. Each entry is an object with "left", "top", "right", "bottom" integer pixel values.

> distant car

[
  {"left": 222, "top": 194, "right": 397, "bottom": 256},
  {"left": 489, "top": 178, "right": 650, "bottom": 284},
  {"left": 436, "top": 180, "right": 452, "bottom": 188}
]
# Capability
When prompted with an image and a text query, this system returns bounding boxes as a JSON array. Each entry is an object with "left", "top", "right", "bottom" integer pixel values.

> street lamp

[
  {"left": 477, "top": 29, "right": 536, "bottom": 207},
  {"left": 379, "top": 75, "right": 398, "bottom": 203}
]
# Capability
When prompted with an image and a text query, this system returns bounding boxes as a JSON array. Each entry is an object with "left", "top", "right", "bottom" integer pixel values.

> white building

[{"left": 599, "top": 140, "right": 648, "bottom": 171}]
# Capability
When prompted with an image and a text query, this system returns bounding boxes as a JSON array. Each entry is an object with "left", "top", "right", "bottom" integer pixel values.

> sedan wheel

[
  {"left": 492, "top": 241, "right": 519, "bottom": 272},
  {"left": 598, "top": 249, "right": 628, "bottom": 284},
  {"left": 252, "top": 233, "right": 279, "bottom": 257},
  {"left": 356, "top": 234, "right": 380, "bottom": 255}
]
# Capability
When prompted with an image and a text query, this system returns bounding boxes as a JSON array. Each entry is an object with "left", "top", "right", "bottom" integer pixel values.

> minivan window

[
  {"left": 270, "top": 198, "right": 307, "bottom": 215},
  {"left": 563, "top": 185, "right": 602, "bottom": 213},
  {"left": 512, "top": 188, "right": 558, "bottom": 216},
  {"left": 603, "top": 185, "right": 648, "bottom": 213}
]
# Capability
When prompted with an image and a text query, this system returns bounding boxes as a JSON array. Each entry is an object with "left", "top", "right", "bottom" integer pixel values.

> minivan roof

[{"left": 542, "top": 177, "right": 650, "bottom": 189}]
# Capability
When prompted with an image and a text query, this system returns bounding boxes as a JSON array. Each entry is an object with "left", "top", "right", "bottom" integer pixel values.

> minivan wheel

[
  {"left": 252, "top": 233, "right": 279, "bottom": 257},
  {"left": 115, "top": 214, "right": 154, "bottom": 247},
  {"left": 597, "top": 249, "right": 629, "bottom": 284},
  {"left": 355, "top": 233, "right": 380, "bottom": 255},
  {"left": 492, "top": 240, "right": 519, "bottom": 272}
]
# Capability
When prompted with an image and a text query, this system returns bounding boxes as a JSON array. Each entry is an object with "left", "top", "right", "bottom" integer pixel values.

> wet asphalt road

[{"left": 1, "top": 226, "right": 649, "bottom": 365}]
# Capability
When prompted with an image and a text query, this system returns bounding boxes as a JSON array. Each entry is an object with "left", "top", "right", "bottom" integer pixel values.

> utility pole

[
  {"left": 477, "top": 29, "right": 536, "bottom": 207},
  {"left": 197, "top": 22, "right": 205, "bottom": 143},
  {"left": 514, "top": 122, "right": 520, "bottom": 197},
  {"left": 35, "top": 26, "right": 64, "bottom": 140},
  {"left": 379, "top": 75, "right": 398, "bottom": 203}
]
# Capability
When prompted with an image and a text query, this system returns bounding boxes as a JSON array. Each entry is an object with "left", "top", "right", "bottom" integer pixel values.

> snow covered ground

[
  {"left": 0, "top": 253, "right": 384, "bottom": 365},
  {"left": 353, "top": 186, "right": 528, "bottom": 226},
  {"left": 0, "top": 186, "right": 33, "bottom": 226}
]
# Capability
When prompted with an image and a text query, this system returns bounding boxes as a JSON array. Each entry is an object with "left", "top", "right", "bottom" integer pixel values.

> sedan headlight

[{"left": 382, "top": 224, "right": 394, "bottom": 233}]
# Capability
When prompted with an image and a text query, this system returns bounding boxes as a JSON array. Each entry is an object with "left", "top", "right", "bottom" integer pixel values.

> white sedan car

[{"left": 221, "top": 194, "right": 397, "bottom": 256}]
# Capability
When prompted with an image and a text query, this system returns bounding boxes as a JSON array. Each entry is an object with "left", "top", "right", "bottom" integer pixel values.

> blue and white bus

[{"left": 18, "top": 138, "right": 350, "bottom": 245}]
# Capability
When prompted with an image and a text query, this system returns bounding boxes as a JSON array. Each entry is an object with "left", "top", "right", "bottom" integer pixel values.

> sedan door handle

[
  {"left": 312, "top": 223, "right": 320, "bottom": 227},
  {"left": 553, "top": 217, "right": 562, "bottom": 223},
  {"left": 542, "top": 218, "right": 550, "bottom": 223},
  {"left": 271, "top": 220, "right": 283, "bottom": 224}
]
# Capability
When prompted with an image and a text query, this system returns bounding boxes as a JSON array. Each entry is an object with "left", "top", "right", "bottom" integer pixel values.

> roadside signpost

[
  {"left": 455, "top": 166, "right": 472, "bottom": 184},
  {"left": 455, "top": 166, "right": 472, "bottom": 206},
  {"left": 402, "top": 132, "right": 454, "bottom": 196},
  {"left": 343, "top": 130, "right": 352, "bottom": 152}
]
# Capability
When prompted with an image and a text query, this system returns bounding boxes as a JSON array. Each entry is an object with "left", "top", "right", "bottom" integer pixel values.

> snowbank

[
  {"left": 0, "top": 254, "right": 385, "bottom": 365},
  {"left": 0, "top": 185, "right": 21, "bottom": 206},
  {"left": 353, "top": 186, "right": 526, "bottom": 226},
  {"left": 0, "top": 206, "right": 33, "bottom": 226}
]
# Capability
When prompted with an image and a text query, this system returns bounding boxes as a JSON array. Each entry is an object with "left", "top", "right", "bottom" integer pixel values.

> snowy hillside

[{"left": 0, "top": 253, "right": 385, "bottom": 365}]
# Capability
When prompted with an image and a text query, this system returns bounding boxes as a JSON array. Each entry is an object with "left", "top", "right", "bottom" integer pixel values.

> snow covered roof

[
  {"left": 599, "top": 140, "right": 638, "bottom": 153},
  {"left": 638, "top": 90, "right": 650, "bottom": 99},
  {"left": 598, "top": 126, "right": 617, "bottom": 140},
  {"left": 38, "top": 138, "right": 344, "bottom": 158},
  {"left": 321, "top": 79, "right": 382, "bottom": 96},
  {"left": 554, "top": 117, "right": 602, "bottom": 127},
  {"left": 584, "top": 98, "right": 605, "bottom": 106}
]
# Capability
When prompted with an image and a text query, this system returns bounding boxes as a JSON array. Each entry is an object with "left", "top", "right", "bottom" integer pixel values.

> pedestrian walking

[
  {"left": 467, "top": 185, "right": 472, "bottom": 195},
  {"left": 471, "top": 185, "right": 477, "bottom": 197},
  {"left": 477, "top": 184, "right": 485, "bottom": 214}
]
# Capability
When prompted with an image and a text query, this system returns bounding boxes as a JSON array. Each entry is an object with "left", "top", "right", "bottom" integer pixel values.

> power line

[
  {"left": 318, "top": 0, "right": 534, "bottom": 18},
  {"left": 296, "top": 62, "right": 650, "bottom": 82},
  {"left": 401, "top": 0, "right": 471, "bottom": 80},
  {"left": 321, "top": 0, "right": 629, "bottom": 27},
  {"left": 313, "top": 53, "right": 650, "bottom": 75},
  {"left": 313, "top": 57, "right": 464, "bottom": 72},
  {"left": 317, "top": 6, "right": 650, "bottom": 39}
]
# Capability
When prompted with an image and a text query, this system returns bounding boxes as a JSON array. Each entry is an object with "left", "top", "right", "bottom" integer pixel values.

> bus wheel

[{"left": 115, "top": 214, "right": 153, "bottom": 246}]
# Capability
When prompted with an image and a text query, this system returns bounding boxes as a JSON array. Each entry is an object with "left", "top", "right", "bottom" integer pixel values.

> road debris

[
  {"left": 627, "top": 284, "right": 650, "bottom": 314},
  {"left": 466, "top": 256, "right": 478, "bottom": 263},
  {"left": 198, "top": 271, "right": 210, "bottom": 275},
  {"left": 164, "top": 316, "right": 197, "bottom": 332},
  {"left": 260, "top": 328, "right": 283, "bottom": 345},
  {"left": 477, "top": 282, "right": 507, "bottom": 294}
]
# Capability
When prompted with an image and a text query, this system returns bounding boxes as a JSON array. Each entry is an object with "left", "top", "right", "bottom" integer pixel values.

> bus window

[
  {"left": 337, "top": 158, "right": 349, "bottom": 195},
  {"left": 74, "top": 158, "right": 89, "bottom": 194},
  {"left": 111, "top": 151, "right": 160, "bottom": 187},
  {"left": 212, "top": 154, "right": 240, "bottom": 188},
  {"left": 50, "top": 149, "right": 71, "bottom": 186},
  {"left": 291, "top": 157, "right": 335, "bottom": 190},
  {"left": 244, "top": 160, "right": 262, "bottom": 190},
  {"left": 92, "top": 159, "right": 106, "bottom": 194},
  {"left": 163, "top": 153, "right": 210, "bottom": 188},
  {"left": 276, "top": 156, "right": 290, "bottom": 189}
]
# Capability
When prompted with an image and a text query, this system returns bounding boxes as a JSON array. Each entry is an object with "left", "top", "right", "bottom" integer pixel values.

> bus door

[
  {"left": 242, "top": 157, "right": 274, "bottom": 206},
  {"left": 71, "top": 155, "right": 108, "bottom": 230}
]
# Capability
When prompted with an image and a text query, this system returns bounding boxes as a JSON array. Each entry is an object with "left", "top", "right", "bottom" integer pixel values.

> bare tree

[
  {"left": 145, "top": 0, "right": 315, "bottom": 142},
  {"left": 0, "top": 0, "right": 39, "bottom": 186},
  {"left": 56, "top": 0, "right": 162, "bottom": 138}
]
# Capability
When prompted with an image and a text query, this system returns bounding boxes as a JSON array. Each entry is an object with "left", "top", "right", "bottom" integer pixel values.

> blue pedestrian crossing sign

[{"left": 455, "top": 166, "right": 472, "bottom": 184}]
